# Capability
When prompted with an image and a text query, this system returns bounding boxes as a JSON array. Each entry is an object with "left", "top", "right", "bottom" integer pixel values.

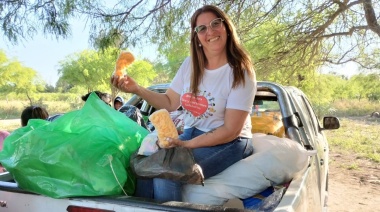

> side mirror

[{"left": 322, "top": 116, "right": 340, "bottom": 130}]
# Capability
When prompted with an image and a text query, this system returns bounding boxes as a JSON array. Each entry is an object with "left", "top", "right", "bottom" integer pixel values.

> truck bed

[
  {"left": 0, "top": 166, "right": 313, "bottom": 212},
  {"left": 0, "top": 82, "right": 338, "bottom": 211},
  {"left": 0, "top": 172, "right": 251, "bottom": 212}
]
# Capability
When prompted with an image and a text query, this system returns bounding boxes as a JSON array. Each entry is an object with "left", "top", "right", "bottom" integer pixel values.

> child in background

[
  {"left": 81, "top": 91, "right": 112, "bottom": 106},
  {"left": 113, "top": 96, "right": 124, "bottom": 110},
  {"left": 20, "top": 106, "right": 49, "bottom": 127}
]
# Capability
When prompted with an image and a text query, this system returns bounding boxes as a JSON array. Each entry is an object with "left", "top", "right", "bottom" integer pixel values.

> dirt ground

[
  {"left": 327, "top": 116, "right": 380, "bottom": 212},
  {"left": 329, "top": 150, "right": 380, "bottom": 212}
]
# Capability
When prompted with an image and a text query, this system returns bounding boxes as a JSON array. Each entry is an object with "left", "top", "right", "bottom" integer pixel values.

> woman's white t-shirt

[{"left": 170, "top": 57, "right": 257, "bottom": 138}]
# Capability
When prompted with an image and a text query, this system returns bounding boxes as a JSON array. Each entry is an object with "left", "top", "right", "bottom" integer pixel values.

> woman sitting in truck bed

[{"left": 112, "top": 4, "right": 256, "bottom": 201}]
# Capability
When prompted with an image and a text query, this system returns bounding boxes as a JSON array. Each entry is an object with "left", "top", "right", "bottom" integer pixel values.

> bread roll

[
  {"left": 149, "top": 109, "right": 179, "bottom": 148},
  {"left": 114, "top": 51, "right": 135, "bottom": 78}
]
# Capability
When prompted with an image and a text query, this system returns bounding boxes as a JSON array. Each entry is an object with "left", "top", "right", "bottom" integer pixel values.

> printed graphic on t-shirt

[{"left": 181, "top": 90, "right": 216, "bottom": 119}]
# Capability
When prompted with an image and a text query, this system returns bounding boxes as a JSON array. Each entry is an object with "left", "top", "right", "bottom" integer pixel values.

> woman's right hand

[{"left": 111, "top": 74, "right": 140, "bottom": 94}]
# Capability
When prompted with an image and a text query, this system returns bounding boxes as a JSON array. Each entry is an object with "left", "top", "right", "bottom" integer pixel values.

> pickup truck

[{"left": 0, "top": 81, "right": 340, "bottom": 212}]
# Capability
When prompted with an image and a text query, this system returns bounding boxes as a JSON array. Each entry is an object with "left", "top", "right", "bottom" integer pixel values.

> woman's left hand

[{"left": 163, "top": 137, "right": 188, "bottom": 148}]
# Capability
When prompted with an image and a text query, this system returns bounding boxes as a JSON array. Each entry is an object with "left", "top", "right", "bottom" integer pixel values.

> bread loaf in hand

[
  {"left": 149, "top": 109, "right": 179, "bottom": 148},
  {"left": 114, "top": 51, "right": 135, "bottom": 78}
]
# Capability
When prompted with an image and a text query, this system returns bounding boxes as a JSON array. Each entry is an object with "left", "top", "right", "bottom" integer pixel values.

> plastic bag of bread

[
  {"left": 130, "top": 146, "right": 204, "bottom": 185},
  {"left": 131, "top": 109, "right": 204, "bottom": 185},
  {"left": 149, "top": 109, "right": 178, "bottom": 148}
]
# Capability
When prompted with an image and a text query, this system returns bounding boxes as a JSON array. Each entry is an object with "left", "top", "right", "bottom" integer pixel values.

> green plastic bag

[{"left": 0, "top": 93, "right": 149, "bottom": 198}]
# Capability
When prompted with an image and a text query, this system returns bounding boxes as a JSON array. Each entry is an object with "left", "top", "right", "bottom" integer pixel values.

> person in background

[
  {"left": 113, "top": 96, "right": 124, "bottom": 110},
  {"left": 0, "top": 130, "right": 10, "bottom": 151},
  {"left": 41, "top": 91, "right": 112, "bottom": 123},
  {"left": 112, "top": 4, "right": 256, "bottom": 201},
  {"left": 81, "top": 91, "right": 112, "bottom": 106},
  {"left": 47, "top": 113, "right": 64, "bottom": 122},
  {"left": 0, "top": 130, "right": 10, "bottom": 172},
  {"left": 20, "top": 106, "right": 49, "bottom": 127}
]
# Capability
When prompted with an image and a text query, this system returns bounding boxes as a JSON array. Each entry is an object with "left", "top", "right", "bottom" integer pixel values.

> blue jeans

[{"left": 135, "top": 127, "right": 253, "bottom": 201}]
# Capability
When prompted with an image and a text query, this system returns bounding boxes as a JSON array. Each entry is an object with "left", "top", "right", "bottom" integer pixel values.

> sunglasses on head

[{"left": 194, "top": 18, "right": 224, "bottom": 35}]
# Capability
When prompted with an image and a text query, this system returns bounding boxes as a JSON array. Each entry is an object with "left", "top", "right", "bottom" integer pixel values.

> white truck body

[{"left": 0, "top": 82, "right": 338, "bottom": 212}]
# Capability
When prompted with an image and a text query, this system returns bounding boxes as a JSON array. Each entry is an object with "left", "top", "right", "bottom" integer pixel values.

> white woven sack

[{"left": 182, "top": 133, "right": 317, "bottom": 205}]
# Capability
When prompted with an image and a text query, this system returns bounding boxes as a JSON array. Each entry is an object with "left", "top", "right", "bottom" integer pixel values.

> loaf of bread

[
  {"left": 149, "top": 109, "right": 179, "bottom": 148},
  {"left": 114, "top": 51, "right": 135, "bottom": 78}
]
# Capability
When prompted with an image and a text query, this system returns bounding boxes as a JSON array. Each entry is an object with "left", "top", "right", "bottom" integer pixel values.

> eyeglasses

[{"left": 194, "top": 18, "right": 224, "bottom": 35}]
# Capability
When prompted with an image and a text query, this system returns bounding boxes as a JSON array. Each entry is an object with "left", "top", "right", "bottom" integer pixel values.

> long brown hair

[{"left": 190, "top": 5, "right": 254, "bottom": 96}]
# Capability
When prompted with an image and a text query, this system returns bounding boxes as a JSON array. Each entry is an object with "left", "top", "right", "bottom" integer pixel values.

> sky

[
  {"left": 320, "top": 62, "right": 359, "bottom": 77},
  {"left": 0, "top": 20, "right": 156, "bottom": 86},
  {"left": 0, "top": 20, "right": 359, "bottom": 86},
  {"left": 1, "top": 21, "right": 90, "bottom": 86}
]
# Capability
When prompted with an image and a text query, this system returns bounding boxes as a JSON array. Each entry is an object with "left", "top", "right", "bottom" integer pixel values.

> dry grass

[
  {"left": 325, "top": 117, "right": 380, "bottom": 163},
  {"left": 0, "top": 100, "right": 82, "bottom": 119},
  {"left": 329, "top": 99, "right": 379, "bottom": 117},
  {"left": 0, "top": 119, "right": 20, "bottom": 132}
]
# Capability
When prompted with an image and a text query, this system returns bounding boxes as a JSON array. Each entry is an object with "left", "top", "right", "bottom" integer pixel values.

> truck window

[
  {"left": 292, "top": 94, "right": 319, "bottom": 137},
  {"left": 301, "top": 96, "right": 321, "bottom": 136},
  {"left": 251, "top": 99, "right": 285, "bottom": 137}
]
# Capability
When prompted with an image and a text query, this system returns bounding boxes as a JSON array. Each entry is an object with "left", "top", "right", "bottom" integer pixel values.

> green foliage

[
  {"left": 1, "top": 1, "right": 380, "bottom": 121},
  {"left": 307, "top": 72, "right": 380, "bottom": 117},
  {"left": 0, "top": 50, "right": 46, "bottom": 104},
  {"left": 57, "top": 47, "right": 157, "bottom": 93},
  {"left": 151, "top": 62, "right": 172, "bottom": 84},
  {"left": 1, "top": 0, "right": 73, "bottom": 44},
  {"left": 58, "top": 48, "right": 118, "bottom": 92},
  {"left": 349, "top": 73, "right": 380, "bottom": 101},
  {"left": 3, "top": 1, "right": 380, "bottom": 76},
  {"left": 155, "top": 31, "right": 189, "bottom": 80},
  {"left": 127, "top": 60, "right": 157, "bottom": 88}
]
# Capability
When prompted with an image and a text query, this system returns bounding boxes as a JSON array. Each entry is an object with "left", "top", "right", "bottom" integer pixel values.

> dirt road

[{"left": 328, "top": 152, "right": 380, "bottom": 211}]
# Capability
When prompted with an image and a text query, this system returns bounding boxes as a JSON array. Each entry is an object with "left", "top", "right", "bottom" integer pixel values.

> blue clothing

[
  {"left": 135, "top": 127, "right": 253, "bottom": 201},
  {"left": 46, "top": 114, "right": 64, "bottom": 122}
]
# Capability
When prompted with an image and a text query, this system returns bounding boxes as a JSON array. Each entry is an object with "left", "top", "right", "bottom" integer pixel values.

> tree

[
  {"left": 127, "top": 60, "right": 158, "bottom": 87},
  {"left": 58, "top": 48, "right": 117, "bottom": 93},
  {"left": 44, "top": 84, "right": 56, "bottom": 93},
  {"left": 350, "top": 73, "right": 380, "bottom": 101},
  {"left": 153, "top": 30, "right": 190, "bottom": 80},
  {"left": 57, "top": 48, "right": 157, "bottom": 93},
  {"left": 2, "top": 1, "right": 380, "bottom": 84},
  {"left": 0, "top": 50, "right": 46, "bottom": 104},
  {"left": 1, "top": 0, "right": 73, "bottom": 44}
]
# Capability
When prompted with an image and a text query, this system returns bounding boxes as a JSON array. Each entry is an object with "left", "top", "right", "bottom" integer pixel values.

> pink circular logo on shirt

[{"left": 181, "top": 93, "right": 208, "bottom": 117}]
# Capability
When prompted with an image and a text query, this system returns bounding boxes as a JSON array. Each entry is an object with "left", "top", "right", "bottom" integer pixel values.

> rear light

[{"left": 67, "top": 205, "right": 114, "bottom": 212}]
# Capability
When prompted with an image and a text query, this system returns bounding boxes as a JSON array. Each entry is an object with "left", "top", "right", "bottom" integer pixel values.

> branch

[
  {"left": 310, "top": 0, "right": 364, "bottom": 37},
  {"left": 363, "top": 0, "right": 380, "bottom": 36},
  {"left": 324, "top": 58, "right": 375, "bottom": 69},
  {"left": 318, "top": 25, "right": 369, "bottom": 38}
]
